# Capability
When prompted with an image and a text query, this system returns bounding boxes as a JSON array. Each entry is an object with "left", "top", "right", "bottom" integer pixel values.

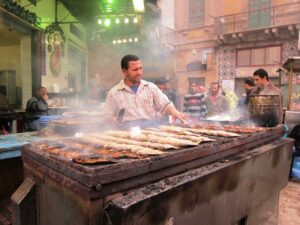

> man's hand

[
  {"left": 171, "top": 110, "right": 190, "bottom": 124},
  {"left": 165, "top": 104, "right": 190, "bottom": 124}
]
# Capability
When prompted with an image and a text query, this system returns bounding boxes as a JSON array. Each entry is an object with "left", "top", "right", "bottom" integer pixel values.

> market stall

[
  {"left": 282, "top": 57, "right": 300, "bottom": 131},
  {"left": 11, "top": 124, "right": 293, "bottom": 225}
]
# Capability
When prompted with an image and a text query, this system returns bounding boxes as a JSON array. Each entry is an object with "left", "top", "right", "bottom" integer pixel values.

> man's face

[
  {"left": 37, "top": 88, "right": 48, "bottom": 101},
  {"left": 123, "top": 60, "right": 143, "bottom": 84},
  {"left": 243, "top": 83, "right": 251, "bottom": 91},
  {"left": 165, "top": 82, "right": 171, "bottom": 90},
  {"left": 198, "top": 85, "right": 205, "bottom": 94},
  {"left": 210, "top": 84, "right": 219, "bottom": 96},
  {"left": 157, "top": 84, "right": 166, "bottom": 91},
  {"left": 253, "top": 75, "right": 267, "bottom": 89},
  {"left": 191, "top": 84, "right": 198, "bottom": 94}
]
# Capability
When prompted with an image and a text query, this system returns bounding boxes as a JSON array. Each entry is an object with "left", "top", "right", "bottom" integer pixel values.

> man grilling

[{"left": 104, "top": 54, "right": 189, "bottom": 128}]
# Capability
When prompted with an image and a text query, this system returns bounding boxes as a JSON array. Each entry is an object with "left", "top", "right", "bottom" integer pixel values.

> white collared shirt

[{"left": 104, "top": 79, "right": 171, "bottom": 121}]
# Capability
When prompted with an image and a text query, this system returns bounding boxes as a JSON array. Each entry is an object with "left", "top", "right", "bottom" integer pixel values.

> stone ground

[{"left": 278, "top": 180, "right": 300, "bottom": 225}]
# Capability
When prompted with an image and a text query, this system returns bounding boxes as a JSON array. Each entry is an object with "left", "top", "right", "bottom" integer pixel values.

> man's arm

[
  {"left": 164, "top": 104, "right": 190, "bottom": 123},
  {"left": 27, "top": 98, "right": 47, "bottom": 112}
]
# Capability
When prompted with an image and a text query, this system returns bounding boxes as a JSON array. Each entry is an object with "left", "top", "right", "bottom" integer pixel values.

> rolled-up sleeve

[{"left": 151, "top": 84, "right": 172, "bottom": 113}]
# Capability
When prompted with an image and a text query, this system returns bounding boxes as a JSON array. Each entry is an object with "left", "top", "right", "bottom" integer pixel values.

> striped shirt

[
  {"left": 104, "top": 79, "right": 171, "bottom": 122},
  {"left": 183, "top": 93, "right": 207, "bottom": 118}
]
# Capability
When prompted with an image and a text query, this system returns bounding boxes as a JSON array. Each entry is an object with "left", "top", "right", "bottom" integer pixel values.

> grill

[{"left": 11, "top": 125, "right": 293, "bottom": 225}]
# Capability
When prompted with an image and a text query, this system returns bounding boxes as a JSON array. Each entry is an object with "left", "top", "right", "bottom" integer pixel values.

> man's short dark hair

[
  {"left": 253, "top": 68, "right": 269, "bottom": 81},
  {"left": 37, "top": 86, "right": 46, "bottom": 92},
  {"left": 244, "top": 78, "right": 255, "bottom": 87},
  {"left": 155, "top": 78, "right": 168, "bottom": 85},
  {"left": 121, "top": 54, "right": 140, "bottom": 70},
  {"left": 210, "top": 82, "right": 220, "bottom": 88}
]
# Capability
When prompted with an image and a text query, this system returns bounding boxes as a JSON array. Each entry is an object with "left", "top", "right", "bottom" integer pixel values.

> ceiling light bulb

[
  {"left": 134, "top": 37, "right": 138, "bottom": 42},
  {"left": 113, "top": 40, "right": 117, "bottom": 44},
  {"left": 124, "top": 18, "right": 129, "bottom": 24},
  {"left": 98, "top": 19, "right": 102, "bottom": 25},
  {"left": 104, "top": 18, "right": 111, "bottom": 27},
  {"left": 115, "top": 18, "right": 120, "bottom": 24},
  {"left": 123, "top": 39, "right": 127, "bottom": 43},
  {"left": 133, "top": 0, "right": 145, "bottom": 12},
  {"left": 129, "top": 38, "right": 132, "bottom": 42},
  {"left": 118, "top": 39, "right": 122, "bottom": 43},
  {"left": 133, "top": 17, "right": 138, "bottom": 24}
]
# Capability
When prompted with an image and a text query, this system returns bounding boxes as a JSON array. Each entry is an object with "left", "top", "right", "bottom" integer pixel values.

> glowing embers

[{"left": 112, "top": 36, "right": 139, "bottom": 45}]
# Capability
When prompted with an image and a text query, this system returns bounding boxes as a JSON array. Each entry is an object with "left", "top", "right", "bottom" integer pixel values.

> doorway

[{"left": 68, "top": 45, "right": 87, "bottom": 93}]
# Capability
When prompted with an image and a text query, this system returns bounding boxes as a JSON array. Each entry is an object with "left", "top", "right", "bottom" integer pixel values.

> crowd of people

[
  {"left": 1, "top": 54, "right": 283, "bottom": 133},
  {"left": 103, "top": 54, "right": 283, "bottom": 127}
]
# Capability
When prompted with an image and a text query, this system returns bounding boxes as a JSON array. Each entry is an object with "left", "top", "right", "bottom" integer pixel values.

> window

[
  {"left": 189, "top": 0, "right": 205, "bottom": 28},
  {"left": 237, "top": 46, "right": 281, "bottom": 67},
  {"left": 248, "top": 0, "right": 271, "bottom": 29}
]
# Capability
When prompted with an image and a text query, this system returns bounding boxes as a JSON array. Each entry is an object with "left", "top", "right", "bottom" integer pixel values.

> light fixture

[
  {"left": 124, "top": 17, "right": 129, "bottom": 24},
  {"left": 117, "top": 39, "right": 122, "bottom": 43},
  {"left": 123, "top": 38, "right": 127, "bottom": 43},
  {"left": 104, "top": 18, "right": 111, "bottom": 27},
  {"left": 98, "top": 19, "right": 102, "bottom": 25},
  {"left": 133, "top": 17, "right": 138, "bottom": 24},
  {"left": 115, "top": 18, "right": 120, "bottom": 24},
  {"left": 132, "top": 0, "right": 145, "bottom": 12},
  {"left": 134, "top": 37, "right": 138, "bottom": 42},
  {"left": 128, "top": 38, "right": 132, "bottom": 42},
  {"left": 112, "top": 40, "right": 117, "bottom": 44}
]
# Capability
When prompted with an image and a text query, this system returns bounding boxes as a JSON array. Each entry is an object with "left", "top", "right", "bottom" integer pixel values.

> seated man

[
  {"left": 25, "top": 87, "right": 49, "bottom": 131},
  {"left": 205, "top": 82, "right": 230, "bottom": 117}
]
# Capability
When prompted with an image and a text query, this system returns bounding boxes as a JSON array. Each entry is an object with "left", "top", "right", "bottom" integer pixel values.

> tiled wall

[{"left": 217, "top": 40, "right": 300, "bottom": 81}]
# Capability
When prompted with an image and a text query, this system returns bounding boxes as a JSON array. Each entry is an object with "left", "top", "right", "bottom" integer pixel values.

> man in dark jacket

[{"left": 25, "top": 87, "right": 49, "bottom": 131}]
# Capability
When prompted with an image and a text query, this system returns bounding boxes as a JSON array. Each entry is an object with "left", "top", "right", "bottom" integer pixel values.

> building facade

[{"left": 159, "top": 0, "right": 300, "bottom": 102}]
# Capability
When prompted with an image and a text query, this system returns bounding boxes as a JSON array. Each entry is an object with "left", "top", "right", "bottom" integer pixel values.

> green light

[
  {"left": 124, "top": 18, "right": 129, "bottom": 24},
  {"left": 98, "top": 19, "right": 102, "bottom": 25},
  {"left": 132, "top": 0, "right": 144, "bottom": 13},
  {"left": 115, "top": 18, "right": 120, "bottom": 24},
  {"left": 133, "top": 17, "right": 138, "bottom": 24},
  {"left": 104, "top": 18, "right": 111, "bottom": 27}
]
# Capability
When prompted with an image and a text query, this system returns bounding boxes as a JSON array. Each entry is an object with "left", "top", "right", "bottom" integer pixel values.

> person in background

[
  {"left": 0, "top": 92, "right": 10, "bottom": 134},
  {"left": 238, "top": 78, "right": 256, "bottom": 117},
  {"left": 205, "top": 82, "right": 230, "bottom": 117},
  {"left": 197, "top": 84, "right": 206, "bottom": 95},
  {"left": 85, "top": 73, "right": 106, "bottom": 105},
  {"left": 183, "top": 83, "right": 207, "bottom": 119},
  {"left": 155, "top": 78, "right": 180, "bottom": 110},
  {"left": 104, "top": 54, "right": 189, "bottom": 128},
  {"left": 155, "top": 78, "right": 167, "bottom": 92},
  {"left": 243, "top": 77, "right": 256, "bottom": 105},
  {"left": 253, "top": 68, "right": 283, "bottom": 122},
  {"left": 25, "top": 87, "right": 49, "bottom": 131}
]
